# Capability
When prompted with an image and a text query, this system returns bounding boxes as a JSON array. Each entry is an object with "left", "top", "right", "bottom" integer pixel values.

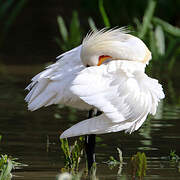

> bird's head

[{"left": 80, "top": 28, "right": 151, "bottom": 67}]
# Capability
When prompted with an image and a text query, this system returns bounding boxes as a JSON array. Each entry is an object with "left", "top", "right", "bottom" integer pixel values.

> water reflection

[{"left": 0, "top": 65, "right": 180, "bottom": 179}]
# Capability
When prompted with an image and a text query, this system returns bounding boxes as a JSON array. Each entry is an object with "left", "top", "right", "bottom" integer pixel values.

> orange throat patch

[{"left": 98, "top": 55, "right": 112, "bottom": 66}]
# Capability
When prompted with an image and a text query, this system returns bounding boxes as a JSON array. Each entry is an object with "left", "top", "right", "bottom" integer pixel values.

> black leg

[
  {"left": 85, "top": 134, "right": 96, "bottom": 171},
  {"left": 85, "top": 109, "right": 102, "bottom": 171}
]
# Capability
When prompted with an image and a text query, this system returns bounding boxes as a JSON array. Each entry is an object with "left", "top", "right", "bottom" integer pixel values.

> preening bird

[{"left": 25, "top": 28, "right": 164, "bottom": 139}]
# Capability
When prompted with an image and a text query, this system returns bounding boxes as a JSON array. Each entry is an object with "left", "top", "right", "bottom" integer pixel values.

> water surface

[{"left": 0, "top": 65, "right": 180, "bottom": 179}]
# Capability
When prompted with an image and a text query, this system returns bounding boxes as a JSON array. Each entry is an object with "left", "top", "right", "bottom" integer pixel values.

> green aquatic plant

[
  {"left": 167, "top": 150, "right": 180, "bottom": 173},
  {"left": 88, "top": 17, "right": 98, "bottom": 32},
  {"left": 0, "top": 136, "right": 12, "bottom": 180},
  {"left": 169, "top": 150, "right": 180, "bottom": 162},
  {"left": 88, "top": 0, "right": 110, "bottom": 31},
  {"left": 104, "top": 148, "right": 124, "bottom": 177},
  {"left": 89, "top": 0, "right": 180, "bottom": 77},
  {"left": 55, "top": 0, "right": 111, "bottom": 50},
  {"left": 129, "top": 152, "right": 147, "bottom": 180},
  {"left": 60, "top": 137, "right": 84, "bottom": 172},
  {"left": 87, "top": 0, "right": 180, "bottom": 77},
  {"left": 0, "top": 136, "right": 27, "bottom": 180},
  {"left": 105, "top": 148, "right": 123, "bottom": 168},
  {"left": 55, "top": 11, "right": 83, "bottom": 51},
  {"left": 138, "top": 0, "right": 156, "bottom": 39},
  {"left": 55, "top": 0, "right": 180, "bottom": 77},
  {"left": 98, "top": 0, "right": 110, "bottom": 28},
  {"left": 0, "top": 155, "right": 13, "bottom": 180},
  {"left": 0, "top": 155, "right": 26, "bottom": 180},
  {"left": 60, "top": 137, "right": 99, "bottom": 176},
  {"left": 133, "top": 0, "right": 180, "bottom": 76},
  {"left": 152, "top": 17, "right": 180, "bottom": 37}
]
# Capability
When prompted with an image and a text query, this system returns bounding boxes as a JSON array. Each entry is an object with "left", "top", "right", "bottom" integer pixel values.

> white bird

[{"left": 25, "top": 28, "right": 165, "bottom": 139}]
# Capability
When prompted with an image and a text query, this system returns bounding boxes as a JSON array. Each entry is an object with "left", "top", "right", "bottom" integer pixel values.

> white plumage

[{"left": 25, "top": 28, "right": 165, "bottom": 138}]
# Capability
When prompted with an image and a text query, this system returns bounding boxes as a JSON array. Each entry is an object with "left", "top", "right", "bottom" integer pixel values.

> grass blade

[
  {"left": 138, "top": 0, "right": 156, "bottom": 39},
  {"left": 133, "top": 18, "right": 142, "bottom": 33},
  {"left": 98, "top": 0, "right": 110, "bottom": 28},
  {"left": 0, "top": 156, "right": 13, "bottom": 180},
  {"left": 149, "top": 28, "right": 158, "bottom": 61},
  {"left": 153, "top": 17, "right": 180, "bottom": 37},
  {"left": 57, "top": 16, "right": 68, "bottom": 43},
  {"left": 155, "top": 25, "right": 165, "bottom": 55},
  {"left": 69, "top": 11, "right": 82, "bottom": 47},
  {"left": 88, "top": 17, "right": 98, "bottom": 32}
]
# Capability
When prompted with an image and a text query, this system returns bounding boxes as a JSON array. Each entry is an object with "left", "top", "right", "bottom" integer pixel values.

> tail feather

[{"left": 60, "top": 114, "right": 135, "bottom": 138}]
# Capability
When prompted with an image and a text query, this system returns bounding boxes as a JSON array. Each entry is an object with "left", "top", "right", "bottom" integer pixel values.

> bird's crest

[
  {"left": 81, "top": 27, "right": 151, "bottom": 65},
  {"left": 82, "top": 27, "right": 130, "bottom": 48}
]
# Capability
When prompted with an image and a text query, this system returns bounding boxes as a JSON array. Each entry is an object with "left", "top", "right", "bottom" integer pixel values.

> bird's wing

[
  {"left": 60, "top": 60, "right": 164, "bottom": 138},
  {"left": 25, "top": 45, "right": 87, "bottom": 111}
]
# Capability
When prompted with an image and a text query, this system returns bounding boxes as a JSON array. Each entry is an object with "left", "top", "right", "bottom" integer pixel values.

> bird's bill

[{"left": 98, "top": 55, "right": 112, "bottom": 66}]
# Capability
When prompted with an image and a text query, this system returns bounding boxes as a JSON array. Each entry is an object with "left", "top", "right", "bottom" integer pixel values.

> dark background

[{"left": 0, "top": 0, "right": 180, "bottom": 64}]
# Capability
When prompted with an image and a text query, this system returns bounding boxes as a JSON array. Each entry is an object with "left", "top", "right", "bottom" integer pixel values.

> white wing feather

[
  {"left": 25, "top": 45, "right": 92, "bottom": 111},
  {"left": 25, "top": 29, "right": 164, "bottom": 139},
  {"left": 60, "top": 60, "right": 164, "bottom": 138}
]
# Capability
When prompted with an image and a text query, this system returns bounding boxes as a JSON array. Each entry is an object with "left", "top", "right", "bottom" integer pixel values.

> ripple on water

[{"left": 0, "top": 71, "right": 180, "bottom": 179}]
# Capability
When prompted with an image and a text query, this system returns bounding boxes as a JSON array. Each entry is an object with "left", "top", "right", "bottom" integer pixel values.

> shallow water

[{"left": 0, "top": 65, "right": 180, "bottom": 179}]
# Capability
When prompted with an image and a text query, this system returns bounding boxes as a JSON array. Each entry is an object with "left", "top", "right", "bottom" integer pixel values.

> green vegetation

[
  {"left": 0, "top": 0, "right": 179, "bottom": 179},
  {"left": 0, "top": 155, "right": 13, "bottom": 180},
  {"left": 97, "top": 0, "right": 180, "bottom": 75},
  {"left": 59, "top": 144, "right": 148, "bottom": 179},
  {"left": 169, "top": 150, "right": 180, "bottom": 162},
  {"left": 57, "top": 0, "right": 179, "bottom": 178},
  {"left": 133, "top": 0, "right": 180, "bottom": 75},
  {"left": 55, "top": 11, "right": 82, "bottom": 51},
  {"left": 98, "top": 0, "right": 110, "bottom": 28},
  {"left": 60, "top": 137, "right": 99, "bottom": 179},
  {"left": 55, "top": 0, "right": 180, "bottom": 105},
  {"left": 0, "top": 155, "right": 26, "bottom": 180},
  {"left": 0, "top": 136, "right": 27, "bottom": 180},
  {"left": 167, "top": 150, "right": 180, "bottom": 173},
  {"left": 129, "top": 152, "right": 147, "bottom": 180},
  {"left": 56, "top": 0, "right": 180, "bottom": 77},
  {"left": 105, "top": 148, "right": 123, "bottom": 169},
  {"left": 60, "top": 137, "right": 84, "bottom": 172}
]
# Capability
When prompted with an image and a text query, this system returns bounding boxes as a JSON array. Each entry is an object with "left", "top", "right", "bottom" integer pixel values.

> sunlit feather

[{"left": 25, "top": 28, "right": 164, "bottom": 138}]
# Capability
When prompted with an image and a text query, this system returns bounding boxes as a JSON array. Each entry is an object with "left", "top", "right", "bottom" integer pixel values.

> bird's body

[{"left": 25, "top": 28, "right": 164, "bottom": 139}]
